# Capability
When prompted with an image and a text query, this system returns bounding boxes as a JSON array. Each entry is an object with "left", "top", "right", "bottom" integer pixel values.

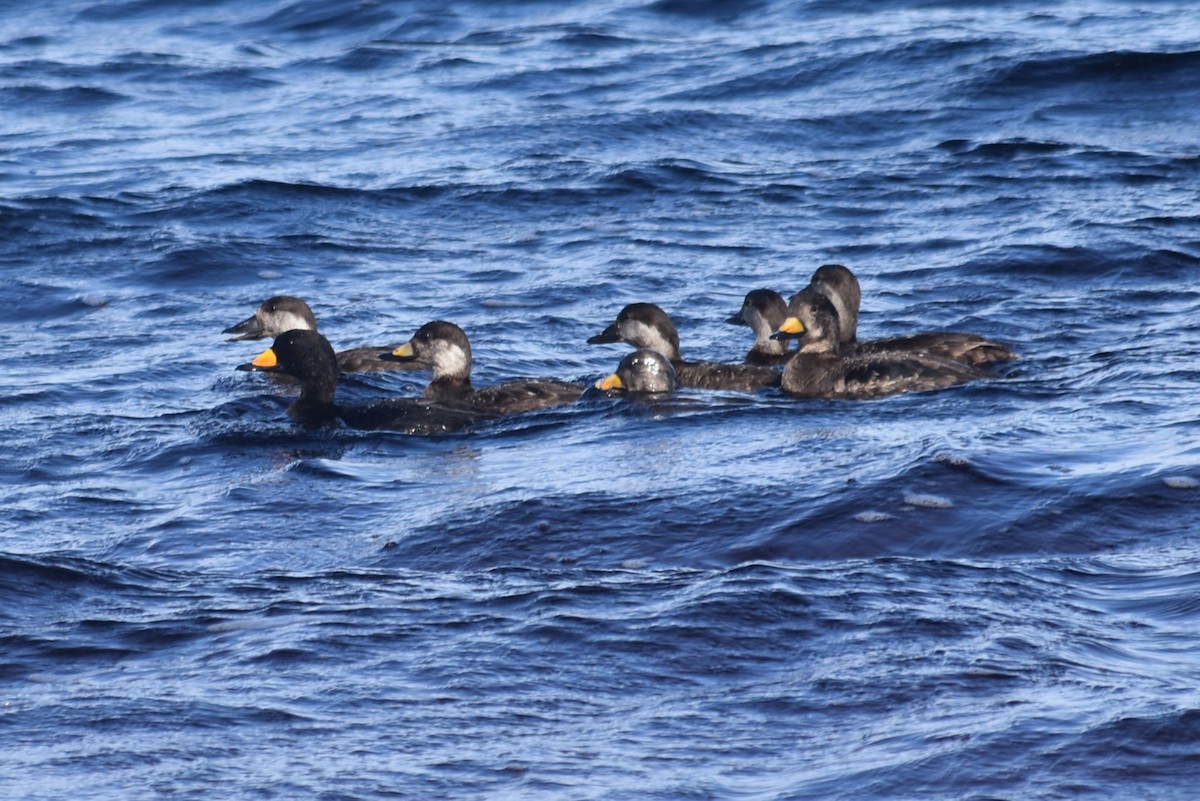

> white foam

[
  {"left": 903, "top": 493, "right": 954, "bottom": 509},
  {"left": 78, "top": 293, "right": 109, "bottom": 307},
  {"left": 1162, "top": 476, "right": 1199, "bottom": 490}
]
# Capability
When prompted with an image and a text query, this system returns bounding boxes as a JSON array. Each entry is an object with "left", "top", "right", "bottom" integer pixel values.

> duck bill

[
  {"left": 586, "top": 322, "right": 622, "bottom": 345},
  {"left": 770, "top": 316, "right": 805, "bottom": 341},
  {"left": 725, "top": 310, "right": 746, "bottom": 325},
  {"left": 379, "top": 341, "right": 416, "bottom": 362},
  {"left": 595, "top": 373, "right": 624, "bottom": 391},
  {"left": 223, "top": 314, "right": 266, "bottom": 341},
  {"left": 236, "top": 346, "right": 278, "bottom": 372}
]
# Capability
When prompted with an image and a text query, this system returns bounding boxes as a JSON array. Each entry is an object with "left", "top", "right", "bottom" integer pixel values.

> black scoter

[
  {"left": 771, "top": 289, "right": 986, "bottom": 399},
  {"left": 236, "top": 329, "right": 478, "bottom": 433},
  {"left": 595, "top": 349, "right": 677, "bottom": 394},
  {"left": 588, "top": 302, "right": 780, "bottom": 391},
  {"left": 726, "top": 289, "right": 794, "bottom": 366},
  {"left": 381, "top": 320, "right": 584, "bottom": 414},
  {"left": 225, "top": 295, "right": 416, "bottom": 373},
  {"left": 808, "top": 264, "right": 1017, "bottom": 366}
]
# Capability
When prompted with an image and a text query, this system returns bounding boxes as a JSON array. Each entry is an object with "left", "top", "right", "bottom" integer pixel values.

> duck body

[
  {"left": 236, "top": 329, "right": 478, "bottom": 434},
  {"left": 672, "top": 361, "right": 780, "bottom": 390},
  {"left": 781, "top": 350, "right": 986, "bottom": 399},
  {"left": 727, "top": 289, "right": 794, "bottom": 366},
  {"left": 335, "top": 397, "right": 481, "bottom": 434},
  {"left": 381, "top": 320, "right": 584, "bottom": 415},
  {"left": 773, "top": 289, "right": 985, "bottom": 399},
  {"left": 849, "top": 331, "right": 1017, "bottom": 366},
  {"left": 225, "top": 295, "right": 417, "bottom": 374},
  {"left": 589, "top": 302, "right": 781, "bottom": 391},
  {"left": 808, "top": 264, "right": 1017, "bottom": 366}
]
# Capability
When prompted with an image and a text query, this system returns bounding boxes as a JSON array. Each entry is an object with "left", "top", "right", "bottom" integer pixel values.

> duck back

[
  {"left": 674, "top": 360, "right": 781, "bottom": 391},
  {"left": 853, "top": 332, "right": 1017, "bottom": 366},
  {"left": 782, "top": 350, "right": 984, "bottom": 399},
  {"left": 459, "top": 379, "right": 585, "bottom": 415}
]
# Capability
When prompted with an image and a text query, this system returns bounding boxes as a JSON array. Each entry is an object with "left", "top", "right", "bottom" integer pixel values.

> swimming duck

[
  {"left": 770, "top": 289, "right": 986, "bottom": 399},
  {"left": 380, "top": 320, "right": 584, "bottom": 414},
  {"left": 594, "top": 349, "right": 677, "bottom": 394},
  {"left": 236, "top": 329, "right": 478, "bottom": 433},
  {"left": 588, "top": 303, "right": 781, "bottom": 391},
  {"left": 808, "top": 264, "right": 1017, "bottom": 366},
  {"left": 224, "top": 295, "right": 416, "bottom": 373},
  {"left": 726, "top": 289, "right": 794, "bottom": 366}
]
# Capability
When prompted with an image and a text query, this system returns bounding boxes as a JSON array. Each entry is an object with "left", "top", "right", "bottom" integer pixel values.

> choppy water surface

[{"left": 3, "top": 1, "right": 1200, "bottom": 798}]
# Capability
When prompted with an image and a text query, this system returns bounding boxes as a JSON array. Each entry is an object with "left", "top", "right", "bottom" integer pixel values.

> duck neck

[
  {"left": 748, "top": 343, "right": 789, "bottom": 363},
  {"left": 796, "top": 335, "right": 840, "bottom": 356},
  {"left": 828, "top": 297, "right": 857, "bottom": 344},
  {"left": 425, "top": 374, "right": 474, "bottom": 402},
  {"left": 625, "top": 321, "right": 681, "bottom": 362},
  {"left": 648, "top": 331, "right": 682, "bottom": 362},
  {"left": 751, "top": 338, "right": 789, "bottom": 357},
  {"left": 290, "top": 376, "right": 337, "bottom": 427},
  {"left": 745, "top": 308, "right": 790, "bottom": 356}
]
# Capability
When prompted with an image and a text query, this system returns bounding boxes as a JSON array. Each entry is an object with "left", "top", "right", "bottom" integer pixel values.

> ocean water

[{"left": 3, "top": 1, "right": 1200, "bottom": 798}]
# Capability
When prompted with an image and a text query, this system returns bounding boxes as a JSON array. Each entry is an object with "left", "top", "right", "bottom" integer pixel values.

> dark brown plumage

[
  {"left": 771, "top": 289, "right": 986, "bottom": 399},
  {"left": 588, "top": 302, "right": 781, "bottom": 391},
  {"left": 808, "top": 264, "right": 1017, "bottom": 366},
  {"left": 224, "top": 295, "right": 416, "bottom": 374},
  {"left": 381, "top": 321, "right": 584, "bottom": 415},
  {"left": 236, "top": 330, "right": 479, "bottom": 433},
  {"left": 726, "top": 289, "right": 794, "bottom": 366},
  {"left": 594, "top": 349, "right": 677, "bottom": 394}
]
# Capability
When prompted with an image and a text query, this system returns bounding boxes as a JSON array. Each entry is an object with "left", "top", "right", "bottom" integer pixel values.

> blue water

[{"left": 4, "top": 1, "right": 1200, "bottom": 797}]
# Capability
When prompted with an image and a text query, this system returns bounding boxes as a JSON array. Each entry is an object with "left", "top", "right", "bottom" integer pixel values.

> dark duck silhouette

[
  {"left": 808, "top": 264, "right": 1017, "bottom": 366},
  {"left": 587, "top": 302, "right": 780, "bottom": 391},
  {"left": 236, "top": 329, "right": 479, "bottom": 433},
  {"left": 380, "top": 320, "right": 584, "bottom": 414},
  {"left": 770, "top": 289, "right": 986, "bottom": 399},
  {"left": 726, "top": 289, "right": 794, "bottom": 366},
  {"left": 594, "top": 349, "right": 677, "bottom": 395},
  {"left": 224, "top": 295, "right": 416, "bottom": 373}
]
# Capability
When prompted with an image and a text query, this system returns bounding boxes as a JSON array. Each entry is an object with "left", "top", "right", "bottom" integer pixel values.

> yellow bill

[
  {"left": 777, "top": 316, "right": 804, "bottom": 335},
  {"left": 595, "top": 373, "right": 624, "bottom": 391},
  {"left": 251, "top": 347, "right": 278, "bottom": 368}
]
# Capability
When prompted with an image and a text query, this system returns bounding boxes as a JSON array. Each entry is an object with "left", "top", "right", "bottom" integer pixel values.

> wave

[
  {"left": 987, "top": 49, "right": 1200, "bottom": 92},
  {"left": 0, "top": 552, "right": 173, "bottom": 599},
  {"left": 246, "top": 0, "right": 398, "bottom": 39},
  {"left": 964, "top": 48, "right": 1200, "bottom": 126},
  {"left": 0, "top": 84, "right": 126, "bottom": 111}
]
